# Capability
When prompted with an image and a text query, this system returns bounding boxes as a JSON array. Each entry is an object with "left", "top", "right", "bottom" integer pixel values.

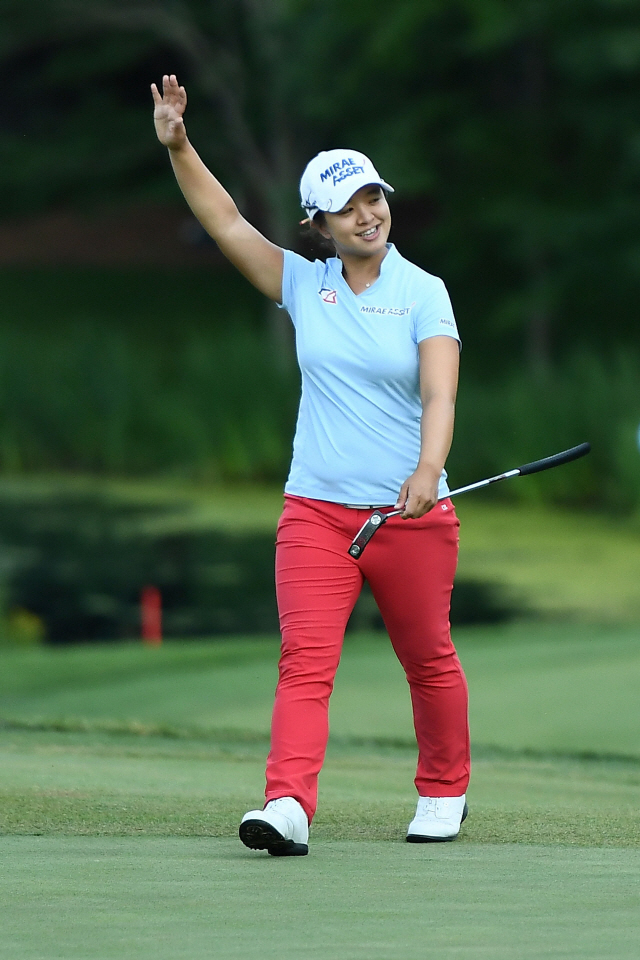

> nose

[{"left": 356, "top": 205, "right": 375, "bottom": 224}]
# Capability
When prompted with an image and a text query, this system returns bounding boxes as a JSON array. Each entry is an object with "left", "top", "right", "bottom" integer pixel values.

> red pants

[{"left": 265, "top": 495, "right": 470, "bottom": 823}]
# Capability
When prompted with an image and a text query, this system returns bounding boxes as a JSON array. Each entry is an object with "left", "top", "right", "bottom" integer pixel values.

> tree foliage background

[{"left": 0, "top": 0, "right": 639, "bottom": 504}]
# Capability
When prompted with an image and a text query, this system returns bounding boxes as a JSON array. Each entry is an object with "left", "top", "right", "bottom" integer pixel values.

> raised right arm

[{"left": 151, "top": 75, "right": 283, "bottom": 303}]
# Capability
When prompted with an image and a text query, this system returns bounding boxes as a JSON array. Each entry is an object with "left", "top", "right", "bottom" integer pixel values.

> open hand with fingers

[{"left": 151, "top": 74, "right": 188, "bottom": 150}]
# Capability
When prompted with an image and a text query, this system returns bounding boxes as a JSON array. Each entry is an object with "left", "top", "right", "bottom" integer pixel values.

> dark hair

[{"left": 300, "top": 212, "right": 335, "bottom": 256}]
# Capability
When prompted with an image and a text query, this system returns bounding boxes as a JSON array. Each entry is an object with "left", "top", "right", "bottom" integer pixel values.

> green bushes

[
  {"left": 0, "top": 319, "right": 298, "bottom": 481},
  {"left": 451, "top": 351, "right": 640, "bottom": 512},
  {"left": 0, "top": 491, "right": 520, "bottom": 641},
  {"left": 0, "top": 266, "right": 295, "bottom": 481},
  {"left": 0, "top": 266, "right": 638, "bottom": 511}
]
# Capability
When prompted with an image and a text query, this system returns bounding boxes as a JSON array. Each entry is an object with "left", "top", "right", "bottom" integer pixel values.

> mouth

[{"left": 357, "top": 224, "right": 381, "bottom": 241}]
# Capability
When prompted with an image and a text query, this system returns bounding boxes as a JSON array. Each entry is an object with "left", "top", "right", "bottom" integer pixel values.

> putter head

[{"left": 347, "top": 511, "right": 386, "bottom": 559}]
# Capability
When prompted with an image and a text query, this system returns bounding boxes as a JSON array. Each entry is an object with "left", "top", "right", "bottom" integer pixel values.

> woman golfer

[{"left": 153, "top": 75, "right": 470, "bottom": 856}]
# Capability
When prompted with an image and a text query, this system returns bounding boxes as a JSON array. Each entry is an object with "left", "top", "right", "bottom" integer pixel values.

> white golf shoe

[
  {"left": 239, "top": 797, "right": 309, "bottom": 856},
  {"left": 406, "top": 795, "right": 468, "bottom": 842}
]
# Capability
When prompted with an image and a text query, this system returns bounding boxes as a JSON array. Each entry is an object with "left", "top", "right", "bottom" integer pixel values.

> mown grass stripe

[{"left": 3, "top": 716, "right": 640, "bottom": 767}]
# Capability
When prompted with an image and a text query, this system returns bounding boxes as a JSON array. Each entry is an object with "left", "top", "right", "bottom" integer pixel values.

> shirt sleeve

[
  {"left": 277, "top": 249, "right": 318, "bottom": 327},
  {"left": 413, "top": 277, "right": 461, "bottom": 346}
]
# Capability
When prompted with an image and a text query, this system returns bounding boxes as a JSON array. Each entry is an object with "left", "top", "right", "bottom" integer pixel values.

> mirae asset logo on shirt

[
  {"left": 318, "top": 291, "right": 454, "bottom": 328},
  {"left": 360, "top": 303, "right": 416, "bottom": 317},
  {"left": 319, "top": 291, "right": 421, "bottom": 317}
]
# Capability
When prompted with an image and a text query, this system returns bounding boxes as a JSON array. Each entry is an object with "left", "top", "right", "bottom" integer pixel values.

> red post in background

[{"left": 141, "top": 586, "right": 162, "bottom": 646}]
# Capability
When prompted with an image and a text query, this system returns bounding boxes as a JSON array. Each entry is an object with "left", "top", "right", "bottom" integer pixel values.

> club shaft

[
  {"left": 380, "top": 469, "right": 521, "bottom": 521},
  {"left": 348, "top": 442, "right": 590, "bottom": 557},
  {"left": 384, "top": 444, "right": 590, "bottom": 515},
  {"left": 445, "top": 468, "right": 520, "bottom": 499}
]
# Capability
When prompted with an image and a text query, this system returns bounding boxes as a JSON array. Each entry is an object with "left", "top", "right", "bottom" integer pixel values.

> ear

[{"left": 312, "top": 218, "right": 333, "bottom": 242}]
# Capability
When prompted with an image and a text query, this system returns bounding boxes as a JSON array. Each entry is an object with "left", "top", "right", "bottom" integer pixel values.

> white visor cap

[{"left": 300, "top": 149, "right": 394, "bottom": 220}]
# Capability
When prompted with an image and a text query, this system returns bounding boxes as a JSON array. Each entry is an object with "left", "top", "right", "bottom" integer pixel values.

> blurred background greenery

[{"left": 0, "top": 0, "right": 639, "bottom": 643}]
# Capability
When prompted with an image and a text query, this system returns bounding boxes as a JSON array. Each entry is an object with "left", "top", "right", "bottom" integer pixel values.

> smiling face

[{"left": 316, "top": 185, "right": 391, "bottom": 258}]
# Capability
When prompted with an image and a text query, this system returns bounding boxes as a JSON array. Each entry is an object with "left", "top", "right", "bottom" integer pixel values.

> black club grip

[{"left": 518, "top": 442, "right": 591, "bottom": 477}]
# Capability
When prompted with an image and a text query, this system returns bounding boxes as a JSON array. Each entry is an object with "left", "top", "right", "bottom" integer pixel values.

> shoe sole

[
  {"left": 239, "top": 819, "right": 309, "bottom": 857},
  {"left": 405, "top": 802, "right": 469, "bottom": 844}
]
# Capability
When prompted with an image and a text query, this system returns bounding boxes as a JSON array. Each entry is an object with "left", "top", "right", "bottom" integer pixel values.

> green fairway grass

[
  {"left": 2, "top": 624, "right": 639, "bottom": 756},
  {"left": 2, "top": 627, "right": 639, "bottom": 958},
  {"left": 1, "top": 726, "right": 639, "bottom": 846},
  {"left": 1, "top": 837, "right": 639, "bottom": 960},
  {"left": 1, "top": 625, "right": 639, "bottom": 846}
]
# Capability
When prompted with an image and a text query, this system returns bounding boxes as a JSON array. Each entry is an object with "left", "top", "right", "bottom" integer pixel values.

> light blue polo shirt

[{"left": 279, "top": 244, "right": 460, "bottom": 505}]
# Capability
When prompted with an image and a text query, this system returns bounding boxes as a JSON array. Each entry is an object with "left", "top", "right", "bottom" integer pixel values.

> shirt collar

[{"left": 327, "top": 243, "right": 398, "bottom": 282}]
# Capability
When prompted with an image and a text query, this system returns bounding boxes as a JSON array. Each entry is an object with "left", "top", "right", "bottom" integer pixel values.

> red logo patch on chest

[{"left": 320, "top": 288, "right": 337, "bottom": 304}]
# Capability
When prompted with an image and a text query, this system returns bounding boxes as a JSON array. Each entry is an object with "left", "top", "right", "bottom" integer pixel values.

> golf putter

[{"left": 347, "top": 442, "right": 591, "bottom": 559}]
